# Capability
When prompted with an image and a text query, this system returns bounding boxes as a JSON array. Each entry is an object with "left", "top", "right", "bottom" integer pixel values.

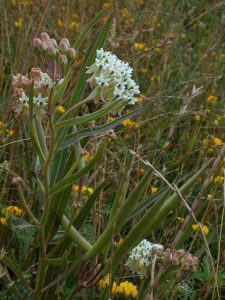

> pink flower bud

[
  {"left": 31, "top": 68, "right": 41, "bottom": 81},
  {"left": 59, "top": 54, "right": 68, "bottom": 66},
  {"left": 59, "top": 38, "right": 70, "bottom": 53},
  {"left": 68, "top": 47, "right": 76, "bottom": 60},
  {"left": 40, "top": 32, "right": 50, "bottom": 42},
  {"left": 14, "top": 88, "right": 24, "bottom": 96},
  {"left": 46, "top": 45, "right": 57, "bottom": 57},
  {"left": 33, "top": 38, "right": 43, "bottom": 49}
]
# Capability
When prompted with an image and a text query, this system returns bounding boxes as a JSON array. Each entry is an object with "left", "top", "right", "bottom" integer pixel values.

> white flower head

[
  {"left": 87, "top": 48, "right": 140, "bottom": 106},
  {"left": 126, "top": 239, "right": 163, "bottom": 278}
]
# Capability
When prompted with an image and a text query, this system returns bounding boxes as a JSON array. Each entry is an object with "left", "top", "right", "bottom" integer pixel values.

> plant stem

[{"left": 16, "top": 183, "right": 40, "bottom": 226}]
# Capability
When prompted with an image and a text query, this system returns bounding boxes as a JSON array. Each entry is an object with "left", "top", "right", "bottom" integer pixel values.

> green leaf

[
  {"left": 61, "top": 105, "right": 150, "bottom": 150},
  {"left": 11, "top": 218, "right": 35, "bottom": 229},
  {"left": 49, "top": 144, "right": 104, "bottom": 195},
  {"left": 75, "top": 6, "right": 114, "bottom": 50},
  {"left": 55, "top": 101, "right": 123, "bottom": 129}
]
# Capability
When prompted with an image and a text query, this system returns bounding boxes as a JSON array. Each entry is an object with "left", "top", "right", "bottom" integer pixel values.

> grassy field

[{"left": 0, "top": 0, "right": 225, "bottom": 299}]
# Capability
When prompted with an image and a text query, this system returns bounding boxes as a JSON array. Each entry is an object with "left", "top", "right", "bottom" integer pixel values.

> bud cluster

[
  {"left": 33, "top": 32, "right": 76, "bottom": 80},
  {"left": 86, "top": 48, "right": 140, "bottom": 106}
]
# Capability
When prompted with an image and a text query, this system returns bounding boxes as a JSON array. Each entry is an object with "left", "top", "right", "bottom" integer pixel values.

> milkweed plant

[{"left": 0, "top": 7, "right": 212, "bottom": 300}]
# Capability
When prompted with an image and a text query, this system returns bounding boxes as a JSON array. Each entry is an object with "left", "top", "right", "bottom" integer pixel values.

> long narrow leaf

[{"left": 61, "top": 105, "right": 150, "bottom": 150}]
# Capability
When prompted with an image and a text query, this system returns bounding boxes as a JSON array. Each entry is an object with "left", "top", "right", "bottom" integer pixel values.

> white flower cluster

[
  {"left": 19, "top": 92, "right": 48, "bottom": 108},
  {"left": 87, "top": 48, "right": 140, "bottom": 105},
  {"left": 126, "top": 239, "right": 163, "bottom": 278}
]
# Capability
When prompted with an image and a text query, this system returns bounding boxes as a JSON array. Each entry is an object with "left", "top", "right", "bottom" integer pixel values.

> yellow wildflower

[
  {"left": 138, "top": 67, "right": 147, "bottom": 73},
  {"left": 84, "top": 153, "right": 94, "bottom": 163},
  {"left": 0, "top": 122, "right": 6, "bottom": 129},
  {"left": 121, "top": 8, "right": 129, "bottom": 18},
  {"left": 0, "top": 218, "right": 6, "bottom": 225},
  {"left": 151, "top": 186, "right": 158, "bottom": 194},
  {"left": 136, "top": 168, "right": 145, "bottom": 176},
  {"left": 87, "top": 187, "right": 94, "bottom": 195},
  {"left": 192, "top": 223, "right": 209, "bottom": 235},
  {"left": 69, "top": 22, "right": 79, "bottom": 29},
  {"left": 135, "top": 96, "right": 144, "bottom": 103},
  {"left": 99, "top": 275, "right": 110, "bottom": 289},
  {"left": 57, "top": 19, "right": 64, "bottom": 28},
  {"left": 118, "top": 281, "right": 138, "bottom": 298},
  {"left": 111, "top": 282, "right": 120, "bottom": 295},
  {"left": 14, "top": 18, "right": 23, "bottom": 29},
  {"left": 154, "top": 47, "right": 161, "bottom": 53},
  {"left": 133, "top": 42, "right": 147, "bottom": 51},
  {"left": 207, "top": 95, "right": 217, "bottom": 106},
  {"left": 194, "top": 114, "right": 201, "bottom": 122},
  {"left": 214, "top": 176, "right": 224, "bottom": 184},
  {"left": 72, "top": 184, "right": 79, "bottom": 192},
  {"left": 212, "top": 137, "right": 223, "bottom": 146},
  {"left": 6, "top": 129, "right": 14, "bottom": 136},
  {"left": 102, "top": 2, "right": 111, "bottom": 9},
  {"left": 207, "top": 194, "right": 213, "bottom": 201},
  {"left": 56, "top": 105, "right": 65, "bottom": 114},
  {"left": 82, "top": 186, "right": 87, "bottom": 193},
  {"left": 5, "top": 205, "right": 23, "bottom": 217},
  {"left": 177, "top": 217, "right": 184, "bottom": 223},
  {"left": 123, "top": 133, "right": 130, "bottom": 140},
  {"left": 108, "top": 116, "right": 116, "bottom": 122}
]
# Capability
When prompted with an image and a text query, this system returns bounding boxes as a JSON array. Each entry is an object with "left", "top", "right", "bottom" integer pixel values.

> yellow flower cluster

[
  {"left": 0, "top": 205, "right": 23, "bottom": 226},
  {"left": 133, "top": 42, "right": 148, "bottom": 51},
  {"left": 210, "top": 175, "right": 224, "bottom": 184},
  {"left": 3, "top": 205, "right": 23, "bottom": 217},
  {"left": 12, "top": 0, "right": 29, "bottom": 7},
  {"left": 72, "top": 184, "right": 94, "bottom": 195},
  {"left": 192, "top": 223, "right": 209, "bottom": 235},
  {"left": 99, "top": 275, "right": 138, "bottom": 298},
  {"left": 121, "top": 119, "right": 140, "bottom": 129},
  {"left": 57, "top": 13, "right": 79, "bottom": 30},
  {"left": 150, "top": 75, "right": 160, "bottom": 81},
  {"left": 0, "top": 122, "right": 14, "bottom": 137},
  {"left": 207, "top": 95, "right": 217, "bottom": 106},
  {"left": 121, "top": 8, "right": 134, "bottom": 25}
]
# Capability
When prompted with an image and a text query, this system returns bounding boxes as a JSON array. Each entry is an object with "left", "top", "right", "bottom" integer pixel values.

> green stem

[{"left": 16, "top": 184, "right": 39, "bottom": 226}]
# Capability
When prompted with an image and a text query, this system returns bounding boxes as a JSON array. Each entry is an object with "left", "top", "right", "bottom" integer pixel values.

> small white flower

[{"left": 19, "top": 92, "right": 29, "bottom": 107}]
